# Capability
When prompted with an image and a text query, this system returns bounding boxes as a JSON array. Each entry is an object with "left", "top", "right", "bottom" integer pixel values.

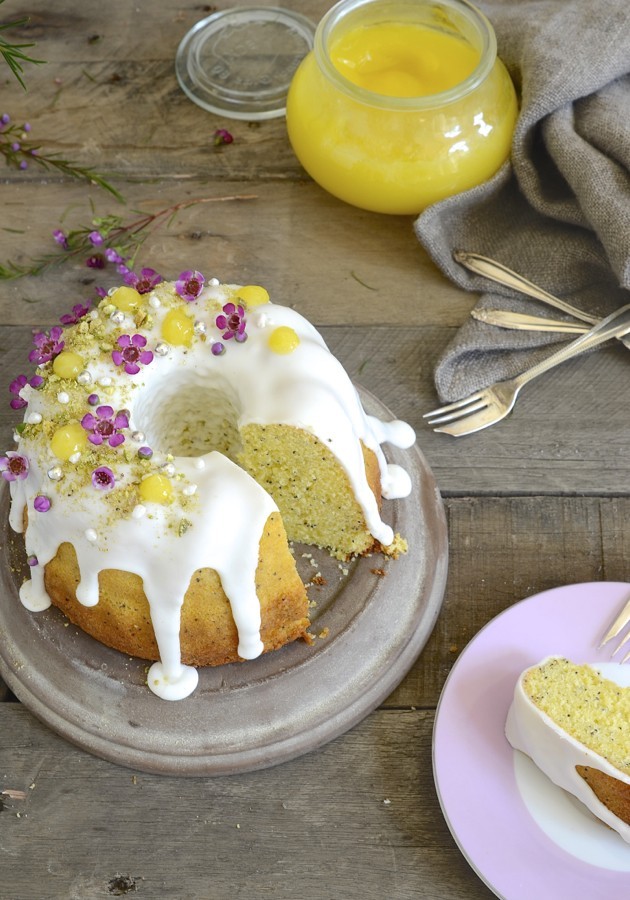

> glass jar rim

[{"left": 315, "top": 0, "right": 498, "bottom": 111}]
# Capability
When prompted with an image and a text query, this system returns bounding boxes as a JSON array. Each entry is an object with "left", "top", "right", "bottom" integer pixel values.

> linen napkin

[{"left": 414, "top": 0, "right": 630, "bottom": 402}]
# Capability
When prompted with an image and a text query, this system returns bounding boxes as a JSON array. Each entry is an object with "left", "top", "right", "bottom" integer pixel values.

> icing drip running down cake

[
  {"left": 506, "top": 656, "right": 630, "bottom": 844},
  {"left": 3, "top": 273, "right": 416, "bottom": 700}
]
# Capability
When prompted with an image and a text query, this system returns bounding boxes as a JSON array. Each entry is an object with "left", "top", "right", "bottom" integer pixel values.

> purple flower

[
  {"left": 9, "top": 374, "right": 28, "bottom": 409},
  {"left": 105, "top": 247, "right": 124, "bottom": 264},
  {"left": 1, "top": 113, "right": 10, "bottom": 125},
  {"left": 19, "top": 160, "right": 27, "bottom": 170},
  {"left": 94, "top": 286, "right": 108, "bottom": 299},
  {"left": 0, "top": 451, "right": 29, "bottom": 482},
  {"left": 23, "top": 122, "right": 31, "bottom": 133},
  {"left": 216, "top": 303, "right": 247, "bottom": 342},
  {"left": 86, "top": 253, "right": 105, "bottom": 269},
  {"left": 81, "top": 405, "right": 129, "bottom": 447},
  {"left": 60, "top": 302, "right": 91, "bottom": 326},
  {"left": 213, "top": 128, "right": 234, "bottom": 146},
  {"left": 29, "top": 327, "right": 65, "bottom": 365},
  {"left": 53, "top": 229, "right": 69, "bottom": 250},
  {"left": 33, "top": 495, "right": 51, "bottom": 513},
  {"left": 175, "top": 270, "right": 204, "bottom": 302},
  {"left": 125, "top": 267, "right": 163, "bottom": 295},
  {"left": 112, "top": 334, "right": 153, "bottom": 375},
  {"left": 91, "top": 466, "right": 115, "bottom": 491},
  {"left": 88, "top": 231, "right": 104, "bottom": 246}
]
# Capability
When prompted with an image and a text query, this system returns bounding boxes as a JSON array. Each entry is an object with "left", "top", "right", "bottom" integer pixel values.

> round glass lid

[{"left": 175, "top": 7, "right": 316, "bottom": 120}]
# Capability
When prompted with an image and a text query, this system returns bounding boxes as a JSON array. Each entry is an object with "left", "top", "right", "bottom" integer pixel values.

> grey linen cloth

[{"left": 414, "top": 0, "right": 630, "bottom": 402}]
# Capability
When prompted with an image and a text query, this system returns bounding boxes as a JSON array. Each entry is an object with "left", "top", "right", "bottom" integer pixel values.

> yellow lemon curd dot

[
  {"left": 52, "top": 350, "right": 85, "bottom": 379},
  {"left": 161, "top": 308, "right": 194, "bottom": 347},
  {"left": 50, "top": 423, "right": 88, "bottom": 461},
  {"left": 236, "top": 285, "right": 270, "bottom": 307},
  {"left": 110, "top": 285, "right": 144, "bottom": 313},
  {"left": 139, "top": 473, "right": 173, "bottom": 504},
  {"left": 268, "top": 326, "right": 300, "bottom": 354}
]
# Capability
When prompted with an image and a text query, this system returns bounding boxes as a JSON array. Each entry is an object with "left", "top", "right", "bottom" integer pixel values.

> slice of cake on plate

[{"left": 505, "top": 656, "right": 630, "bottom": 844}]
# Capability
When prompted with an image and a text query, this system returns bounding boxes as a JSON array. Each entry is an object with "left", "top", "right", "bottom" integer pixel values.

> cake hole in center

[{"left": 133, "top": 374, "right": 243, "bottom": 460}]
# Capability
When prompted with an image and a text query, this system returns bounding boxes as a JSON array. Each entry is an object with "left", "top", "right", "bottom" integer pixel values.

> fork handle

[
  {"left": 512, "top": 303, "right": 630, "bottom": 388},
  {"left": 454, "top": 250, "right": 599, "bottom": 326}
]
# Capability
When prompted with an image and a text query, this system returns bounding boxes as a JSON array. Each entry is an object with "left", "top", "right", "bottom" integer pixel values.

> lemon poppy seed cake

[
  {"left": 505, "top": 656, "right": 630, "bottom": 843},
  {"left": 4, "top": 272, "right": 416, "bottom": 700}
]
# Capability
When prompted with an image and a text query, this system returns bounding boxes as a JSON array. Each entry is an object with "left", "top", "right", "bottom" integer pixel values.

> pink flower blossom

[
  {"left": 0, "top": 451, "right": 29, "bottom": 482},
  {"left": 216, "top": 302, "right": 247, "bottom": 342},
  {"left": 111, "top": 334, "right": 153, "bottom": 375},
  {"left": 60, "top": 302, "right": 91, "bottom": 326},
  {"left": 91, "top": 466, "right": 115, "bottom": 491},
  {"left": 125, "top": 267, "right": 163, "bottom": 295},
  {"left": 175, "top": 270, "right": 204, "bottom": 302},
  {"left": 29, "top": 327, "right": 64, "bottom": 365},
  {"left": 81, "top": 406, "right": 129, "bottom": 447}
]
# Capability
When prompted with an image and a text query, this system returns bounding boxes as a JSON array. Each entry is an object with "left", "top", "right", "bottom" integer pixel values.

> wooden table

[{"left": 1, "top": 3, "right": 628, "bottom": 897}]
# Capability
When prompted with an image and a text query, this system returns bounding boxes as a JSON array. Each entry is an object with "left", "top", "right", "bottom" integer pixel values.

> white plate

[{"left": 433, "top": 581, "right": 630, "bottom": 899}]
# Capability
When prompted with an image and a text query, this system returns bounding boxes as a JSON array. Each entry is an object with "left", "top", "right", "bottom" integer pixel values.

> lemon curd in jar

[{"left": 286, "top": 0, "right": 518, "bottom": 215}]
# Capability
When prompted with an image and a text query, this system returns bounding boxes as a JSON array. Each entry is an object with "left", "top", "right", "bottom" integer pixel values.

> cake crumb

[
  {"left": 370, "top": 567, "right": 386, "bottom": 577},
  {"left": 318, "top": 627, "right": 329, "bottom": 640}
]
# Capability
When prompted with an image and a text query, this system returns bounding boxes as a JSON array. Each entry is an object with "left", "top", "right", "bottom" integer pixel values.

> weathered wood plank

[
  {"left": 0, "top": 180, "right": 468, "bottom": 328},
  {"left": 0, "top": 704, "right": 494, "bottom": 900}
]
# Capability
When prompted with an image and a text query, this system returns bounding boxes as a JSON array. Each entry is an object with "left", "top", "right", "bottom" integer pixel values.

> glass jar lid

[{"left": 175, "top": 7, "right": 316, "bottom": 120}]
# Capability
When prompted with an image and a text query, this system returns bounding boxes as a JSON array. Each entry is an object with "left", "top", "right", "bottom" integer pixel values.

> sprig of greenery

[
  {"left": 1, "top": 115, "right": 124, "bottom": 201},
  {"left": 0, "top": 195, "right": 257, "bottom": 281},
  {"left": 0, "top": 1, "right": 44, "bottom": 89}
]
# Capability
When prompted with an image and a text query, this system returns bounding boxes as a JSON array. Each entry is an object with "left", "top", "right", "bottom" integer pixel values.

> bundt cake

[
  {"left": 505, "top": 656, "right": 630, "bottom": 844},
  {"left": 3, "top": 272, "right": 416, "bottom": 699}
]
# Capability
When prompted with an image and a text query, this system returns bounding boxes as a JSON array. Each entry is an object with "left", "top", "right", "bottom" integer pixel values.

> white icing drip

[
  {"left": 19, "top": 566, "right": 51, "bottom": 611},
  {"left": 505, "top": 657, "right": 630, "bottom": 845},
  {"left": 8, "top": 281, "right": 416, "bottom": 700}
]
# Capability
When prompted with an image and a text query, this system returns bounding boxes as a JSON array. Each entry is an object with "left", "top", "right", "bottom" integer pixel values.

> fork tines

[
  {"left": 423, "top": 393, "right": 487, "bottom": 427},
  {"left": 599, "top": 595, "right": 630, "bottom": 662}
]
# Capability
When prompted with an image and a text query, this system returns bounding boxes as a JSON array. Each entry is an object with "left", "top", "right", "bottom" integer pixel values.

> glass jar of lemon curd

[{"left": 286, "top": 0, "right": 517, "bottom": 214}]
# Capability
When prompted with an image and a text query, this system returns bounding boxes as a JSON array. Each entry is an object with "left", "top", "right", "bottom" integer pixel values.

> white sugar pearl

[
  {"left": 26, "top": 412, "right": 42, "bottom": 425},
  {"left": 209, "top": 277, "right": 220, "bottom": 286},
  {"left": 68, "top": 452, "right": 82, "bottom": 464},
  {"left": 84, "top": 528, "right": 98, "bottom": 543},
  {"left": 182, "top": 484, "right": 197, "bottom": 496},
  {"left": 57, "top": 391, "right": 70, "bottom": 404},
  {"left": 132, "top": 504, "right": 146, "bottom": 519},
  {"left": 149, "top": 295, "right": 161, "bottom": 309},
  {"left": 194, "top": 458, "right": 205, "bottom": 470},
  {"left": 98, "top": 377, "right": 112, "bottom": 387}
]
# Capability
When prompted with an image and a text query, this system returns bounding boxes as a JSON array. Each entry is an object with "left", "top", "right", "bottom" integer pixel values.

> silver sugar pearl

[
  {"left": 47, "top": 466, "right": 63, "bottom": 481},
  {"left": 208, "top": 277, "right": 220, "bottom": 286},
  {"left": 155, "top": 342, "right": 169, "bottom": 357},
  {"left": 110, "top": 310, "right": 125, "bottom": 325},
  {"left": 193, "top": 320, "right": 207, "bottom": 335},
  {"left": 131, "top": 430, "right": 145, "bottom": 443},
  {"left": 76, "top": 370, "right": 93, "bottom": 385},
  {"left": 161, "top": 462, "right": 176, "bottom": 477}
]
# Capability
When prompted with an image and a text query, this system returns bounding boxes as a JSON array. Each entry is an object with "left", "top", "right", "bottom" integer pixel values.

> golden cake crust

[{"left": 43, "top": 511, "right": 309, "bottom": 666}]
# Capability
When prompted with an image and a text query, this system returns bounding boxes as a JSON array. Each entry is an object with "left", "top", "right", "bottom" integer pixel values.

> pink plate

[{"left": 433, "top": 581, "right": 630, "bottom": 900}]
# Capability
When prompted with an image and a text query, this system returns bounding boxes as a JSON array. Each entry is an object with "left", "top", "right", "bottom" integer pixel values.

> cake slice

[{"left": 505, "top": 656, "right": 630, "bottom": 844}]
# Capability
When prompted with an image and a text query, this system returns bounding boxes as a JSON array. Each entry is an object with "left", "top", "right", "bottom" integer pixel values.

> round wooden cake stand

[{"left": 0, "top": 389, "right": 448, "bottom": 775}]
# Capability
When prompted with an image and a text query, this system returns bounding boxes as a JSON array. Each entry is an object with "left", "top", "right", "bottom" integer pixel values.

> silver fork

[
  {"left": 424, "top": 303, "right": 630, "bottom": 436},
  {"left": 455, "top": 249, "right": 630, "bottom": 352},
  {"left": 598, "top": 595, "right": 630, "bottom": 663}
]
